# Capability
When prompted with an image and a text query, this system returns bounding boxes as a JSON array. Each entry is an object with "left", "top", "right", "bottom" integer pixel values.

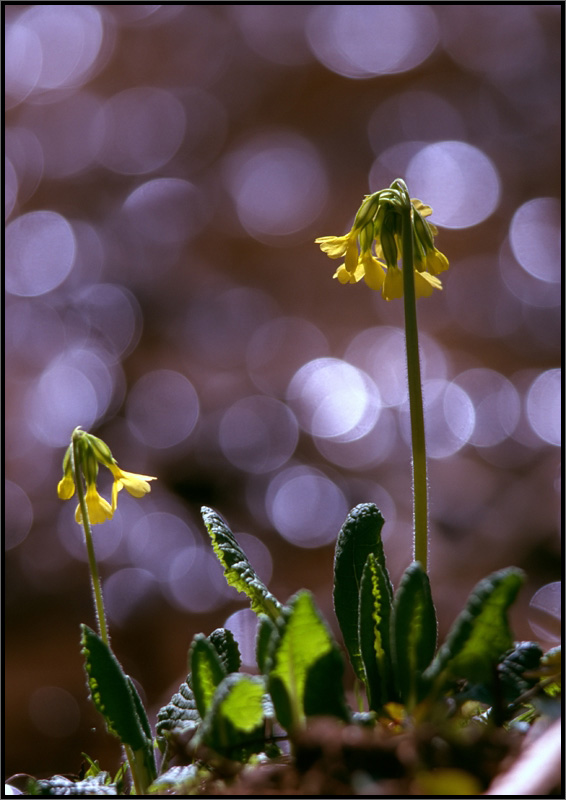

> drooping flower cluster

[
  {"left": 315, "top": 180, "right": 449, "bottom": 301},
  {"left": 58, "top": 427, "right": 156, "bottom": 525}
]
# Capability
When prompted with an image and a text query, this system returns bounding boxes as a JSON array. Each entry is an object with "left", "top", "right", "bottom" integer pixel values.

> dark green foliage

[
  {"left": 303, "top": 647, "right": 350, "bottom": 721},
  {"left": 156, "top": 675, "right": 200, "bottom": 739},
  {"left": 498, "top": 641, "right": 544, "bottom": 703},
  {"left": 333, "top": 503, "right": 392, "bottom": 683},
  {"left": 190, "top": 634, "right": 228, "bottom": 718},
  {"left": 27, "top": 775, "right": 118, "bottom": 796},
  {"left": 194, "top": 673, "right": 268, "bottom": 759},
  {"left": 80, "top": 625, "right": 156, "bottom": 790},
  {"left": 81, "top": 625, "right": 150, "bottom": 751},
  {"left": 423, "top": 568, "right": 524, "bottom": 690},
  {"left": 256, "top": 613, "right": 278, "bottom": 674},
  {"left": 126, "top": 675, "right": 152, "bottom": 741},
  {"left": 70, "top": 505, "right": 545, "bottom": 794},
  {"left": 391, "top": 562, "right": 437, "bottom": 708},
  {"left": 201, "top": 506, "right": 283, "bottom": 621},
  {"left": 266, "top": 590, "right": 348, "bottom": 733},
  {"left": 358, "top": 553, "right": 395, "bottom": 710},
  {"left": 208, "top": 627, "right": 241, "bottom": 674}
]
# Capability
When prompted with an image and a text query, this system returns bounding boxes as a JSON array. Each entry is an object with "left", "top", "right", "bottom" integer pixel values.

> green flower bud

[
  {"left": 359, "top": 221, "right": 375, "bottom": 253},
  {"left": 87, "top": 433, "right": 115, "bottom": 469},
  {"left": 353, "top": 192, "right": 381, "bottom": 230}
]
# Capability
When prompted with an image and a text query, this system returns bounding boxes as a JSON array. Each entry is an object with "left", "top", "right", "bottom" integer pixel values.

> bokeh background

[{"left": 5, "top": 4, "right": 562, "bottom": 782}]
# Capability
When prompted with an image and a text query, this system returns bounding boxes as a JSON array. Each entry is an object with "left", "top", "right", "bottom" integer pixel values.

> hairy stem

[
  {"left": 72, "top": 433, "right": 148, "bottom": 793},
  {"left": 72, "top": 434, "right": 110, "bottom": 647},
  {"left": 401, "top": 204, "right": 429, "bottom": 572}
]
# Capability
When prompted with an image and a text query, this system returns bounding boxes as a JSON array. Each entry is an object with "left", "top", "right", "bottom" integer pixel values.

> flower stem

[
  {"left": 71, "top": 433, "right": 110, "bottom": 647},
  {"left": 71, "top": 432, "right": 148, "bottom": 794},
  {"left": 401, "top": 203, "right": 429, "bottom": 572}
]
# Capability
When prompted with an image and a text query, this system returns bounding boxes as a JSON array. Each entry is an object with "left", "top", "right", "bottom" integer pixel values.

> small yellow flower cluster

[
  {"left": 315, "top": 181, "right": 449, "bottom": 301},
  {"left": 58, "top": 427, "right": 156, "bottom": 525}
]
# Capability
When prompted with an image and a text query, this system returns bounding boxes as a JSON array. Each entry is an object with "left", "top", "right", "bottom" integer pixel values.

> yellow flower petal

[
  {"left": 411, "top": 198, "right": 432, "bottom": 217},
  {"left": 57, "top": 474, "right": 75, "bottom": 500},
  {"left": 109, "top": 465, "right": 157, "bottom": 499},
  {"left": 361, "top": 252, "right": 386, "bottom": 290},
  {"left": 382, "top": 267, "right": 404, "bottom": 301},
  {"left": 333, "top": 263, "right": 364, "bottom": 284},
  {"left": 75, "top": 485, "right": 114, "bottom": 525},
  {"left": 414, "top": 270, "right": 443, "bottom": 297},
  {"left": 315, "top": 234, "right": 351, "bottom": 259},
  {"left": 344, "top": 238, "right": 360, "bottom": 273},
  {"left": 426, "top": 248, "right": 449, "bottom": 275}
]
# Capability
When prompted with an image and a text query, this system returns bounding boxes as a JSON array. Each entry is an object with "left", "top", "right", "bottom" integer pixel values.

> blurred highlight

[{"left": 5, "top": 4, "right": 560, "bottom": 780}]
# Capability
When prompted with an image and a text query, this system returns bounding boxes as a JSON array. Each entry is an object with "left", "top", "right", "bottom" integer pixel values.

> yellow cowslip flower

[
  {"left": 58, "top": 427, "right": 156, "bottom": 525},
  {"left": 57, "top": 471, "right": 75, "bottom": 500},
  {"left": 316, "top": 181, "right": 448, "bottom": 302},
  {"left": 419, "top": 247, "right": 449, "bottom": 276},
  {"left": 109, "top": 465, "right": 157, "bottom": 511},
  {"left": 76, "top": 483, "right": 114, "bottom": 525},
  {"left": 315, "top": 231, "right": 359, "bottom": 273},
  {"left": 334, "top": 248, "right": 386, "bottom": 290},
  {"left": 57, "top": 445, "right": 76, "bottom": 499},
  {"left": 382, "top": 266, "right": 404, "bottom": 301}
]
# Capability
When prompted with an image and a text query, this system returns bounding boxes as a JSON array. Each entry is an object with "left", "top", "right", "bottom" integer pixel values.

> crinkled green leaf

[
  {"left": 303, "top": 646, "right": 350, "bottom": 722},
  {"left": 27, "top": 775, "right": 118, "bottom": 796},
  {"left": 333, "top": 503, "right": 392, "bottom": 682},
  {"left": 81, "top": 625, "right": 149, "bottom": 752},
  {"left": 190, "top": 634, "right": 228, "bottom": 718},
  {"left": 268, "top": 590, "right": 347, "bottom": 733},
  {"left": 498, "top": 641, "right": 543, "bottom": 703},
  {"left": 195, "top": 673, "right": 267, "bottom": 759},
  {"left": 208, "top": 627, "right": 241, "bottom": 674},
  {"left": 156, "top": 675, "right": 200, "bottom": 739},
  {"left": 392, "top": 562, "right": 437, "bottom": 708},
  {"left": 424, "top": 568, "right": 524, "bottom": 689},
  {"left": 358, "top": 553, "right": 396, "bottom": 710},
  {"left": 126, "top": 675, "right": 152, "bottom": 741},
  {"left": 149, "top": 765, "right": 199, "bottom": 795},
  {"left": 256, "top": 614, "right": 278, "bottom": 674},
  {"left": 80, "top": 625, "right": 156, "bottom": 790},
  {"left": 201, "top": 507, "right": 283, "bottom": 621}
]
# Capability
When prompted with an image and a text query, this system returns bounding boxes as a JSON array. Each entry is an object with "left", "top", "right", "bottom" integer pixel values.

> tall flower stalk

[
  {"left": 398, "top": 185, "right": 429, "bottom": 570},
  {"left": 315, "top": 179, "right": 449, "bottom": 571}
]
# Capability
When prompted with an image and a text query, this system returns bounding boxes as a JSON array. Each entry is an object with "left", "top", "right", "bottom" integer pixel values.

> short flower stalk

[
  {"left": 71, "top": 430, "right": 110, "bottom": 646},
  {"left": 57, "top": 426, "right": 157, "bottom": 794}
]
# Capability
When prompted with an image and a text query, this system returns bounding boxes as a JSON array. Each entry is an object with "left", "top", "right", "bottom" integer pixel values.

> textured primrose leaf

[
  {"left": 208, "top": 627, "right": 241, "bottom": 674},
  {"left": 80, "top": 626, "right": 156, "bottom": 788},
  {"left": 303, "top": 646, "right": 350, "bottom": 722},
  {"left": 149, "top": 765, "right": 199, "bottom": 795},
  {"left": 497, "top": 641, "right": 543, "bottom": 703},
  {"left": 333, "top": 503, "right": 392, "bottom": 682},
  {"left": 358, "top": 553, "right": 396, "bottom": 710},
  {"left": 27, "top": 774, "right": 118, "bottom": 796},
  {"left": 126, "top": 675, "right": 153, "bottom": 741},
  {"left": 391, "top": 562, "right": 437, "bottom": 707},
  {"left": 190, "top": 634, "right": 228, "bottom": 719},
  {"left": 423, "top": 567, "right": 524, "bottom": 689},
  {"left": 156, "top": 675, "right": 201, "bottom": 739},
  {"left": 256, "top": 613, "right": 278, "bottom": 674},
  {"left": 196, "top": 673, "right": 267, "bottom": 759},
  {"left": 81, "top": 625, "right": 150, "bottom": 752},
  {"left": 201, "top": 506, "right": 283, "bottom": 622},
  {"left": 268, "top": 590, "right": 346, "bottom": 732}
]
